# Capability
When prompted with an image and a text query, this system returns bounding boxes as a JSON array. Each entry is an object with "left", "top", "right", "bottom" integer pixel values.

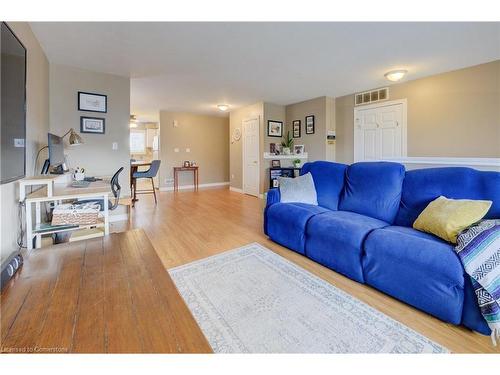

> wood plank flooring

[
  {"left": 114, "top": 187, "right": 499, "bottom": 353},
  {"left": 0, "top": 229, "right": 211, "bottom": 353},
  {"left": 2, "top": 187, "right": 498, "bottom": 353}
]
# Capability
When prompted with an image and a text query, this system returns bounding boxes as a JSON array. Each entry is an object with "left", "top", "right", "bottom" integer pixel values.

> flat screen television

[{"left": 1, "top": 22, "right": 27, "bottom": 184}]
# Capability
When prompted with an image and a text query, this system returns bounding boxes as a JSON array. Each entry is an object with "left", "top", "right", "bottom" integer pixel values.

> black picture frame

[
  {"left": 305, "top": 115, "right": 315, "bottom": 134},
  {"left": 80, "top": 116, "right": 105, "bottom": 134},
  {"left": 267, "top": 120, "right": 283, "bottom": 137},
  {"left": 1, "top": 22, "right": 27, "bottom": 184},
  {"left": 78, "top": 91, "right": 108, "bottom": 113},
  {"left": 271, "top": 160, "right": 281, "bottom": 168},
  {"left": 292, "top": 120, "right": 301, "bottom": 138}
]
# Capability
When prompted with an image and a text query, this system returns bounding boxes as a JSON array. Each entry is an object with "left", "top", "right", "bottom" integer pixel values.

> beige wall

[
  {"left": 49, "top": 64, "right": 131, "bottom": 192},
  {"left": 285, "top": 96, "right": 335, "bottom": 162},
  {"left": 229, "top": 102, "right": 263, "bottom": 191},
  {"left": 336, "top": 60, "right": 500, "bottom": 164},
  {"left": 1, "top": 22, "right": 49, "bottom": 263},
  {"left": 159, "top": 111, "right": 229, "bottom": 188}
]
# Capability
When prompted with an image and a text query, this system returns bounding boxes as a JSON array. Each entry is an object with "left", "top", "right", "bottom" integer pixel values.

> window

[{"left": 130, "top": 130, "right": 146, "bottom": 154}]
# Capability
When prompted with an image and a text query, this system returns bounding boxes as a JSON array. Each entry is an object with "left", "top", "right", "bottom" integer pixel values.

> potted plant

[
  {"left": 281, "top": 131, "right": 293, "bottom": 155},
  {"left": 293, "top": 159, "right": 301, "bottom": 168}
]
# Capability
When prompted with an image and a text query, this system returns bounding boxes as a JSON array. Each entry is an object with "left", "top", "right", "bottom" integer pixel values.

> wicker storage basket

[{"left": 51, "top": 203, "right": 100, "bottom": 226}]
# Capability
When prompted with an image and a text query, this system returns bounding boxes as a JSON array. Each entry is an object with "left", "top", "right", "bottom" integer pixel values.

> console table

[{"left": 173, "top": 166, "right": 199, "bottom": 191}]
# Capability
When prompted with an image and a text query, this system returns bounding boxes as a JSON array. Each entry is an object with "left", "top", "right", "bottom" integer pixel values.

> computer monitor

[{"left": 48, "top": 133, "right": 65, "bottom": 167}]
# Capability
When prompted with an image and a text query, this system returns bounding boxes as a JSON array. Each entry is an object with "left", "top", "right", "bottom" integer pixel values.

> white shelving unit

[{"left": 263, "top": 152, "right": 308, "bottom": 160}]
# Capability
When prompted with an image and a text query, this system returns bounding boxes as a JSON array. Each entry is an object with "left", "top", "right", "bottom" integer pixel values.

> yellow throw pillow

[{"left": 413, "top": 196, "right": 492, "bottom": 244}]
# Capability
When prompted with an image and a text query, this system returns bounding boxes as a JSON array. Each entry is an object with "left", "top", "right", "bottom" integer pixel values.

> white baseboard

[
  {"left": 229, "top": 186, "right": 243, "bottom": 194},
  {"left": 108, "top": 214, "right": 129, "bottom": 222},
  {"left": 159, "top": 182, "right": 229, "bottom": 192}
]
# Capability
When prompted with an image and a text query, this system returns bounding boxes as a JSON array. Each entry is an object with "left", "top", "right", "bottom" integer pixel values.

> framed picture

[
  {"left": 80, "top": 116, "right": 105, "bottom": 134},
  {"left": 183, "top": 161, "right": 191, "bottom": 167},
  {"left": 271, "top": 159, "right": 281, "bottom": 168},
  {"left": 292, "top": 120, "right": 301, "bottom": 138},
  {"left": 294, "top": 145, "right": 305, "bottom": 155},
  {"left": 270, "top": 143, "right": 276, "bottom": 154},
  {"left": 267, "top": 120, "right": 283, "bottom": 137},
  {"left": 272, "top": 179, "right": 280, "bottom": 188},
  {"left": 78, "top": 91, "right": 107, "bottom": 113},
  {"left": 305, "top": 115, "right": 315, "bottom": 134}
]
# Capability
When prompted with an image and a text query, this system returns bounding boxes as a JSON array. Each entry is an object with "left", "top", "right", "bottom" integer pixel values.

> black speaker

[{"left": 1, "top": 251, "right": 23, "bottom": 290}]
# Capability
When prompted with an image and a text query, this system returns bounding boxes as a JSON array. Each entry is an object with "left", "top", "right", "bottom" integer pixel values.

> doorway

[
  {"left": 242, "top": 117, "right": 260, "bottom": 197},
  {"left": 353, "top": 99, "right": 407, "bottom": 162}
]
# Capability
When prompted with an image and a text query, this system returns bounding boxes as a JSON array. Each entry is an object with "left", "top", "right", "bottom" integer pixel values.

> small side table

[{"left": 173, "top": 166, "right": 199, "bottom": 192}]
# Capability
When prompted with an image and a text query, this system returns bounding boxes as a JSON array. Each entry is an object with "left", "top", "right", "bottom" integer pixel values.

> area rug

[{"left": 168, "top": 243, "right": 449, "bottom": 353}]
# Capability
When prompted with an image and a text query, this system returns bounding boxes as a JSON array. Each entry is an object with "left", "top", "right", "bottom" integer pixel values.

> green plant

[
  {"left": 281, "top": 131, "right": 294, "bottom": 149},
  {"left": 293, "top": 159, "right": 301, "bottom": 165}
]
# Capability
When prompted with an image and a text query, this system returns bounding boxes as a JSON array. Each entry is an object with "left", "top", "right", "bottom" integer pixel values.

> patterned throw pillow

[{"left": 279, "top": 172, "right": 318, "bottom": 205}]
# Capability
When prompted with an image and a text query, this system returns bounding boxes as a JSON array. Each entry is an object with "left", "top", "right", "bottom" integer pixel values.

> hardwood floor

[
  {"left": 113, "top": 187, "right": 499, "bottom": 353},
  {"left": 1, "top": 229, "right": 211, "bottom": 353},
  {"left": 2, "top": 187, "right": 498, "bottom": 353}
]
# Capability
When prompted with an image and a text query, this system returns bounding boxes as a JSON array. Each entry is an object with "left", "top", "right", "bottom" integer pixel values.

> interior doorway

[{"left": 242, "top": 117, "right": 260, "bottom": 197}]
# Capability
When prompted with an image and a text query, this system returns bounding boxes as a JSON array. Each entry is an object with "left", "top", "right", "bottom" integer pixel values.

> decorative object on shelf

[
  {"left": 294, "top": 145, "right": 305, "bottom": 155},
  {"left": 183, "top": 161, "right": 191, "bottom": 167},
  {"left": 305, "top": 115, "right": 315, "bottom": 134},
  {"left": 292, "top": 120, "right": 301, "bottom": 138},
  {"left": 270, "top": 143, "right": 276, "bottom": 154},
  {"left": 271, "top": 160, "right": 281, "bottom": 168},
  {"left": 78, "top": 91, "right": 107, "bottom": 113},
  {"left": 80, "top": 116, "right": 105, "bottom": 134},
  {"left": 231, "top": 127, "right": 241, "bottom": 144},
  {"left": 293, "top": 159, "right": 301, "bottom": 168},
  {"left": 281, "top": 131, "right": 294, "bottom": 155},
  {"left": 73, "top": 167, "right": 85, "bottom": 181},
  {"left": 267, "top": 120, "right": 283, "bottom": 137},
  {"left": 191, "top": 161, "right": 197, "bottom": 167}
]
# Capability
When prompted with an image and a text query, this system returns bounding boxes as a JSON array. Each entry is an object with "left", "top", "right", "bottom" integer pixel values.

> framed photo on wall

[
  {"left": 294, "top": 145, "right": 305, "bottom": 155},
  {"left": 80, "top": 116, "right": 105, "bottom": 134},
  {"left": 305, "top": 115, "right": 315, "bottom": 134},
  {"left": 267, "top": 120, "right": 283, "bottom": 137},
  {"left": 292, "top": 120, "right": 301, "bottom": 138},
  {"left": 78, "top": 91, "right": 107, "bottom": 113}
]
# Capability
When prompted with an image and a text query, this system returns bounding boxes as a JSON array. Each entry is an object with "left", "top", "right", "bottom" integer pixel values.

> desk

[
  {"left": 173, "top": 166, "right": 199, "bottom": 192},
  {"left": 23, "top": 179, "right": 111, "bottom": 250},
  {"left": 0, "top": 229, "right": 211, "bottom": 353}
]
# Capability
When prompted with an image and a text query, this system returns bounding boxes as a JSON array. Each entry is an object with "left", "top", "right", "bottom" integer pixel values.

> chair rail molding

[{"left": 382, "top": 157, "right": 500, "bottom": 171}]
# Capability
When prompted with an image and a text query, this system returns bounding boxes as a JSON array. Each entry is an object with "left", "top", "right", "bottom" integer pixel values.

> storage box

[{"left": 51, "top": 203, "right": 100, "bottom": 226}]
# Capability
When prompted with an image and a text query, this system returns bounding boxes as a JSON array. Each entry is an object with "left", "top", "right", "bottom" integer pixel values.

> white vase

[{"left": 283, "top": 147, "right": 291, "bottom": 155}]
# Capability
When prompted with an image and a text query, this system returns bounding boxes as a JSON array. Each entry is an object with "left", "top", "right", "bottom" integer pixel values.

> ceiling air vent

[{"left": 354, "top": 87, "right": 389, "bottom": 106}]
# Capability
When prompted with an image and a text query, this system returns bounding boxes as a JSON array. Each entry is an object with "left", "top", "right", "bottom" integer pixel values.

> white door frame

[
  {"left": 353, "top": 98, "right": 408, "bottom": 161},
  {"left": 242, "top": 117, "right": 260, "bottom": 196}
]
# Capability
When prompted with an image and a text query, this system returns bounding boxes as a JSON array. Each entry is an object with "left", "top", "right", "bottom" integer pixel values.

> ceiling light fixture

[
  {"left": 129, "top": 114, "right": 138, "bottom": 128},
  {"left": 217, "top": 104, "right": 229, "bottom": 112},
  {"left": 384, "top": 69, "right": 407, "bottom": 82}
]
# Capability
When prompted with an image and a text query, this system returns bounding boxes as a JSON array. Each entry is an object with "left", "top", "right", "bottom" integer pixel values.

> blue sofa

[{"left": 264, "top": 161, "right": 500, "bottom": 335}]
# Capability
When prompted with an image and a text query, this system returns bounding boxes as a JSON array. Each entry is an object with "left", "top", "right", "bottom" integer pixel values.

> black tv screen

[{"left": 1, "top": 22, "right": 27, "bottom": 184}]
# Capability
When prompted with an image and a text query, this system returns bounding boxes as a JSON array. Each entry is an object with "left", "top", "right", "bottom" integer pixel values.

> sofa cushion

[
  {"left": 362, "top": 226, "right": 465, "bottom": 324},
  {"left": 395, "top": 167, "right": 500, "bottom": 227},
  {"left": 300, "top": 161, "right": 347, "bottom": 211},
  {"left": 279, "top": 172, "right": 318, "bottom": 205},
  {"left": 305, "top": 211, "right": 388, "bottom": 283},
  {"left": 339, "top": 162, "right": 405, "bottom": 223},
  {"left": 266, "top": 203, "right": 329, "bottom": 254}
]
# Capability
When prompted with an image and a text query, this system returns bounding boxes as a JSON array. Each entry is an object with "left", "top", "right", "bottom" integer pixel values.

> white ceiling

[{"left": 30, "top": 22, "right": 500, "bottom": 122}]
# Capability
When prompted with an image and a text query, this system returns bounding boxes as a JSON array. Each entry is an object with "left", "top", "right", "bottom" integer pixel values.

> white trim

[
  {"left": 229, "top": 186, "right": 243, "bottom": 194},
  {"left": 383, "top": 157, "right": 500, "bottom": 171},
  {"left": 353, "top": 98, "right": 408, "bottom": 162},
  {"left": 242, "top": 117, "right": 260, "bottom": 197},
  {"left": 108, "top": 214, "right": 129, "bottom": 222},
  {"left": 160, "top": 182, "right": 230, "bottom": 192}
]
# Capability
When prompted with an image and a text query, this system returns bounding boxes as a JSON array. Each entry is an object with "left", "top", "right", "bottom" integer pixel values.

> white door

[
  {"left": 354, "top": 100, "right": 406, "bottom": 162},
  {"left": 242, "top": 118, "right": 260, "bottom": 197}
]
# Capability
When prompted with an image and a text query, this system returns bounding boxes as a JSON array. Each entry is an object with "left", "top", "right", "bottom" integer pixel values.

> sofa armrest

[{"left": 266, "top": 188, "right": 281, "bottom": 208}]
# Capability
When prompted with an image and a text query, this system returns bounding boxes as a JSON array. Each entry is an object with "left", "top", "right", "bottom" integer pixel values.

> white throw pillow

[{"left": 279, "top": 172, "right": 318, "bottom": 205}]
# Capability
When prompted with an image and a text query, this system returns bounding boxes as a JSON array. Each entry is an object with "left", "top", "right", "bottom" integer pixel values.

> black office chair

[
  {"left": 132, "top": 160, "right": 160, "bottom": 206},
  {"left": 78, "top": 167, "right": 124, "bottom": 211}
]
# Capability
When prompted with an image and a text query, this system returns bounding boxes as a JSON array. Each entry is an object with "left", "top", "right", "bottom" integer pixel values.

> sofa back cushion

[
  {"left": 300, "top": 161, "right": 347, "bottom": 210},
  {"left": 339, "top": 162, "right": 405, "bottom": 223},
  {"left": 395, "top": 167, "right": 500, "bottom": 227}
]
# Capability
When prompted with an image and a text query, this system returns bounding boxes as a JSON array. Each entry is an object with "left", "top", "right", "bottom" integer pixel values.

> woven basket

[{"left": 51, "top": 203, "right": 100, "bottom": 226}]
